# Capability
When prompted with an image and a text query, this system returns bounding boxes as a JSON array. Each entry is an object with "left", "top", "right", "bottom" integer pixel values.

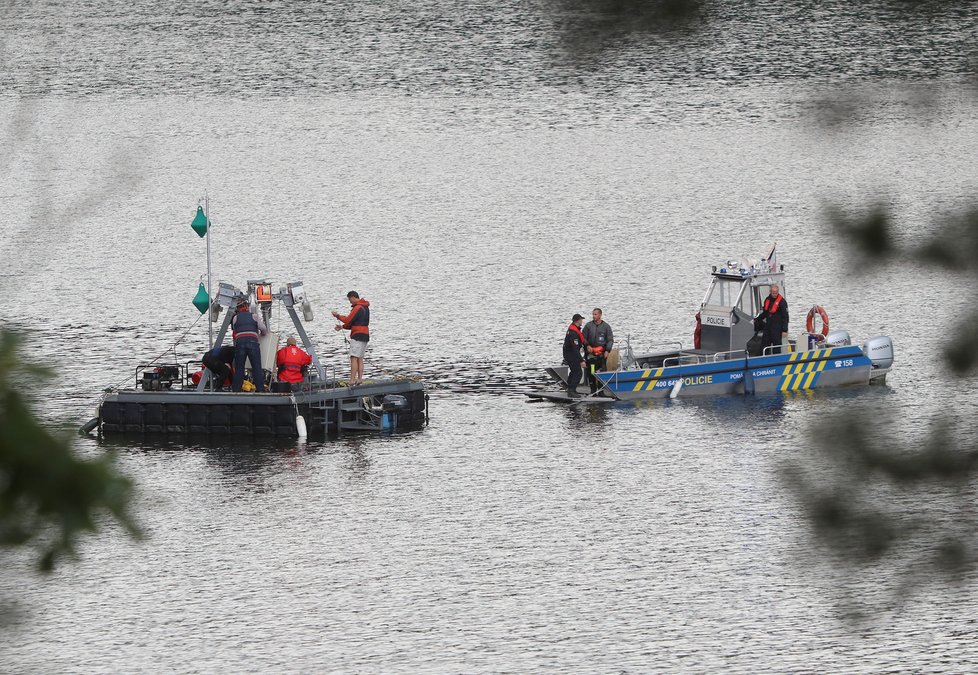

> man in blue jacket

[{"left": 231, "top": 299, "right": 268, "bottom": 392}]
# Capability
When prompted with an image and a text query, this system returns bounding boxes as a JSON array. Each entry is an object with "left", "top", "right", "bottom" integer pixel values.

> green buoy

[
  {"left": 192, "top": 282, "right": 210, "bottom": 314},
  {"left": 190, "top": 206, "right": 208, "bottom": 238}
]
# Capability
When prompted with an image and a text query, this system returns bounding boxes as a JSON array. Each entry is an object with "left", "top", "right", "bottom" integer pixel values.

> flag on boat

[{"left": 762, "top": 243, "right": 777, "bottom": 271}]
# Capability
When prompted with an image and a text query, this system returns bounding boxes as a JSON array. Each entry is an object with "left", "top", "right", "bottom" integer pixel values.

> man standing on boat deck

[
  {"left": 332, "top": 291, "right": 370, "bottom": 386},
  {"left": 583, "top": 307, "right": 614, "bottom": 394},
  {"left": 563, "top": 313, "right": 588, "bottom": 397},
  {"left": 758, "top": 284, "right": 789, "bottom": 355},
  {"left": 231, "top": 299, "right": 268, "bottom": 392}
]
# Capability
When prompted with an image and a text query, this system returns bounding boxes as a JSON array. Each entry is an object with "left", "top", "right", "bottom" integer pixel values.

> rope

[
  {"left": 98, "top": 312, "right": 206, "bottom": 400},
  {"left": 144, "top": 311, "right": 206, "bottom": 367},
  {"left": 335, "top": 332, "right": 430, "bottom": 387}
]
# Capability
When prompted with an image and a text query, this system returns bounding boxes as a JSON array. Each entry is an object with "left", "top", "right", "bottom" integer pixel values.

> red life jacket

[
  {"left": 763, "top": 294, "right": 783, "bottom": 315},
  {"left": 568, "top": 323, "right": 587, "bottom": 346},
  {"left": 276, "top": 345, "right": 312, "bottom": 383},
  {"left": 339, "top": 300, "right": 370, "bottom": 339},
  {"left": 191, "top": 366, "right": 231, "bottom": 386}
]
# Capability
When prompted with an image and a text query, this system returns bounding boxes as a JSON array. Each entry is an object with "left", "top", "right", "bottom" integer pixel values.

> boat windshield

[{"left": 704, "top": 278, "right": 748, "bottom": 310}]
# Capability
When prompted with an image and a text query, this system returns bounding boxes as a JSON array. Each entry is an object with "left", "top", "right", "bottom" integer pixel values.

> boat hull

[
  {"left": 595, "top": 345, "right": 876, "bottom": 400},
  {"left": 98, "top": 379, "right": 428, "bottom": 437}
]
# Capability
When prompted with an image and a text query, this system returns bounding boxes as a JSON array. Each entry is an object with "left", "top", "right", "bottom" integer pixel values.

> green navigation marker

[
  {"left": 190, "top": 206, "right": 208, "bottom": 237},
  {"left": 192, "top": 282, "right": 210, "bottom": 314}
]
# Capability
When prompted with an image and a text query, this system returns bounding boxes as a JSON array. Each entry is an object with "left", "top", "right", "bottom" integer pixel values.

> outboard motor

[
  {"left": 381, "top": 394, "right": 410, "bottom": 432},
  {"left": 824, "top": 330, "right": 851, "bottom": 347},
  {"left": 863, "top": 336, "right": 894, "bottom": 369}
]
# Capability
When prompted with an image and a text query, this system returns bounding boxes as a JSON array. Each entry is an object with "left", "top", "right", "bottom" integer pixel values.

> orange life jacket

[
  {"left": 276, "top": 345, "right": 312, "bottom": 383},
  {"left": 338, "top": 300, "right": 370, "bottom": 339},
  {"left": 763, "top": 294, "right": 783, "bottom": 315},
  {"left": 568, "top": 323, "right": 587, "bottom": 346}
]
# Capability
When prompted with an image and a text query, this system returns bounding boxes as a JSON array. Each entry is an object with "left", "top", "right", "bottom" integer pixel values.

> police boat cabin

[
  {"left": 88, "top": 280, "right": 428, "bottom": 438},
  {"left": 535, "top": 247, "right": 894, "bottom": 402}
]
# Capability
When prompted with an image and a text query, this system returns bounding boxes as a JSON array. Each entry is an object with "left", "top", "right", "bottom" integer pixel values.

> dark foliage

[
  {"left": 546, "top": 0, "right": 703, "bottom": 53},
  {"left": 0, "top": 329, "right": 139, "bottom": 572}
]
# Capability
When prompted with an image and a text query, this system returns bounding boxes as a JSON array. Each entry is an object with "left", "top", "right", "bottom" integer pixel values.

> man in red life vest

[
  {"left": 758, "top": 284, "right": 789, "bottom": 355},
  {"left": 276, "top": 337, "right": 312, "bottom": 388},
  {"left": 563, "top": 313, "right": 587, "bottom": 397},
  {"left": 332, "top": 291, "right": 370, "bottom": 386}
]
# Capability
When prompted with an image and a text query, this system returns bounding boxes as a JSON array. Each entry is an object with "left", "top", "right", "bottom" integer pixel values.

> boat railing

[
  {"left": 712, "top": 349, "right": 748, "bottom": 362},
  {"left": 761, "top": 345, "right": 793, "bottom": 356},
  {"left": 662, "top": 354, "right": 702, "bottom": 368},
  {"left": 644, "top": 341, "right": 683, "bottom": 353}
]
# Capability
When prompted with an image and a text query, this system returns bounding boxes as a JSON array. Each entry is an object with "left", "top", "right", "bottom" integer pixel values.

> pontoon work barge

[
  {"left": 95, "top": 279, "right": 427, "bottom": 437},
  {"left": 99, "top": 380, "right": 427, "bottom": 436}
]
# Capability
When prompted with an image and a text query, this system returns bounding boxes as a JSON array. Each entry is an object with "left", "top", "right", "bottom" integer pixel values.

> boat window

[
  {"left": 753, "top": 285, "right": 770, "bottom": 314},
  {"left": 705, "top": 279, "right": 746, "bottom": 308},
  {"left": 736, "top": 289, "right": 752, "bottom": 315}
]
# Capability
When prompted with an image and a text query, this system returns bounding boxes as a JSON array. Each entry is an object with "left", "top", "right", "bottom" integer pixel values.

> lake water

[{"left": 3, "top": 1, "right": 978, "bottom": 672}]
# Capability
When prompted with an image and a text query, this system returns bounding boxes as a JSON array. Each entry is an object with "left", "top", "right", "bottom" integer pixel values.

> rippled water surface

[{"left": 3, "top": 1, "right": 978, "bottom": 672}]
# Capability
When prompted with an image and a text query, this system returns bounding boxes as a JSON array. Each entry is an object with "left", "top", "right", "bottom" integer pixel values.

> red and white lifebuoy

[{"left": 806, "top": 305, "right": 830, "bottom": 336}]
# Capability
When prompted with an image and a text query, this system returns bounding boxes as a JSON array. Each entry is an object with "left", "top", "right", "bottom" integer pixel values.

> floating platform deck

[{"left": 98, "top": 379, "right": 428, "bottom": 437}]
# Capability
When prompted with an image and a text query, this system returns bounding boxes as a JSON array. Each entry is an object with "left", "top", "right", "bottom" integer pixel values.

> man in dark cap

[
  {"left": 231, "top": 299, "right": 268, "bottom": 392},
  {"left": 563, "top": 313, "right": 588, "bottom": 397}
]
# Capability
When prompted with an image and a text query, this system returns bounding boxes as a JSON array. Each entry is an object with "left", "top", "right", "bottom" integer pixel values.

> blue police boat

[{"left": 530, "top": 247, "right": 893, "bottom": 402}]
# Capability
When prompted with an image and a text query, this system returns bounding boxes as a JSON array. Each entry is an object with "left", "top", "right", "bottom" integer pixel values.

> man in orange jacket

[
  {"left": 332, "top": 291, "right": 370, "bottom": 386},
  {"left": 275, "top": 337, "right": 312, "bottom": 388}
]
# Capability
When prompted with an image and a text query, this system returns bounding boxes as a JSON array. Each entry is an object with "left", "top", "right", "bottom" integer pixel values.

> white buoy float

[{"left": 295, "top": 414, "right": 307, "bottom": 439}]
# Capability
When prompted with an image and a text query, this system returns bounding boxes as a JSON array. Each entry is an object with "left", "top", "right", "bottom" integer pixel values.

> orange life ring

[{"left": 806, "top": 305, "right": 830, "bottom": 336}]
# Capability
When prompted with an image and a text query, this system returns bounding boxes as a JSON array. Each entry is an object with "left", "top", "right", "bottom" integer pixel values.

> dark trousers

[
  {"left": 761, "top": 332, "right": 783, "bottom": 355},
  {"left": 232, "top": 340, "right": 265, "bottom": 392},
  {"left": 586, "top": 354, "right": 607, "bottom": 393},
  {"left": 567, "top": 359, "right": 583, "bottom": 392},
  {"left": 202, "top": 353, "right": 231, "bottom": 385}
]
